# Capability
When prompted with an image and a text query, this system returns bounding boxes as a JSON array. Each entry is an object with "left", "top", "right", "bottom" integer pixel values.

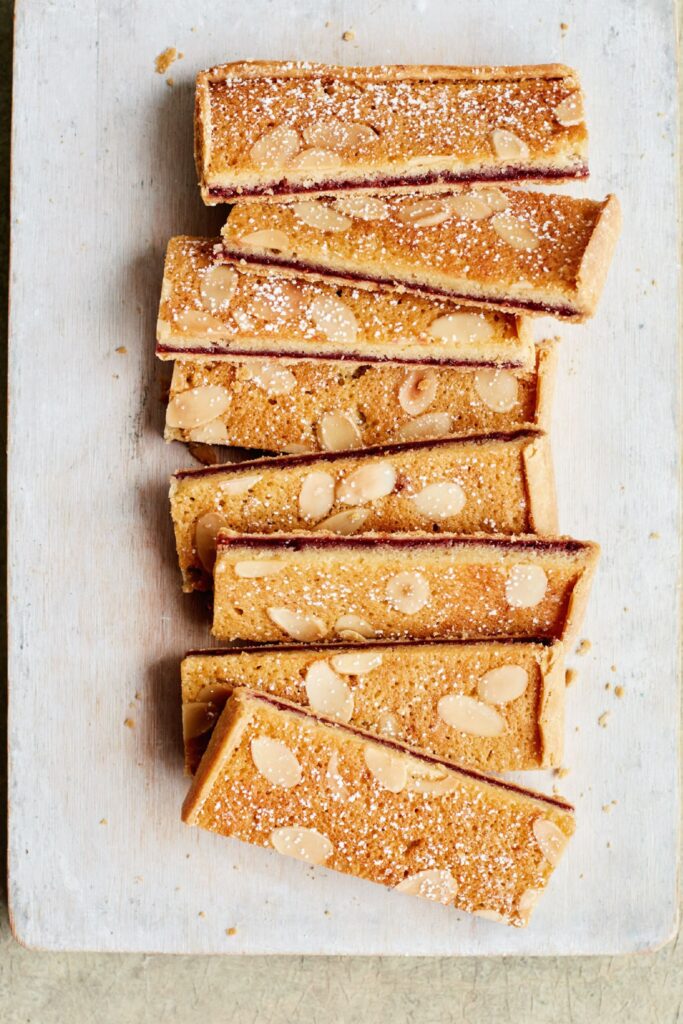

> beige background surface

[{"left": 1, "top": 2, "right": 680, "bottom": 1020}]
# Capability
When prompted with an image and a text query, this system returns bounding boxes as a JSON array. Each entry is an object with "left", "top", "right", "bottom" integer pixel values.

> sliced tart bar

[
  {"left": 157, "top": 237, "right": 534, "bottom": 368},
  {"left": 181, "top": 639, "right": 565, "bottom": 775},
  {"left": 170, "top": 430, "right": 557, "bottom": 591},
  {"left": 164, "top": 341, "right": 557, "bottom": 452},
  {"left": 182, "top": 688, "right": 575, "bottom": 927},
  {"left": 196, "top": 61, "right": 588, "bottom": 203},
  {"left": 211, "top": 533, "right": 599, "bottom": 644},
  {"left": 219, "top": 188, "right": 621, "bottom": 320}
]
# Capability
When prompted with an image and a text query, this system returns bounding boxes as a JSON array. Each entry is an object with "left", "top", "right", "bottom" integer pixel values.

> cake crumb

[
  {"left": 198, "top": 911, "right": 206, "bottom": 919},
  {"left": 324, "top": 909, "right": 331, "bottom": 917},
  {"left": 611, "top": 665, "right": 617, "bottom": 672},
  {"left": 154, "top": 47, "right": 180, "bottom": 74},
  {"left": 115, "top": 346, "right": 127, "bottom": 354},
  {"left": 576, "top": 638, "right": 591, "bottom": 656},
  {"left": 565, "top": 668, "right": 578, "bottom": 687},
  {"left": 554, "top": 766, "right": 570, "bottom": 779},
  {"left": 649, "top": 531, "right": 660, "bottom": 539},
  {"left": 602, "top": 800, "right": 618, "bottom": 813},
  {"left": 614, "top": 685, "right": 625, "bottom": 698},
  {"left": 598, "top": 711, "right": 610, "bottom": 728},
  {"left": 99, "top": 818, "right": 108, "bottom": 825},
  {"left": 604, "top": 682, "right": 611, "bottom": 691},
  {"left": 166, "top": 77, "right": 174, "bottom": 88},
  {"left": 560, "top": 21, "right": 569, "bottom": 32},
  {"left": 342, "top": 29, "right": 355, "bottom": 41},
  {"left": 226, "top": 926, "right": 237, "bottom": 936},
  {"left": 124, "top": 717, "right": 135, "bottom": 729}
]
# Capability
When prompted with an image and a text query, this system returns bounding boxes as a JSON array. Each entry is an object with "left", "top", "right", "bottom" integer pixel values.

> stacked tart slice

[{"left": 158, "top": 60, "right": 620, "bottom": 928}]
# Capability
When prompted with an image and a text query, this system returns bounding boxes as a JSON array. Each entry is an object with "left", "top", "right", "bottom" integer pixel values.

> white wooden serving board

[{"left": 8, "top": 0, "right": 680, "bottom": 954}]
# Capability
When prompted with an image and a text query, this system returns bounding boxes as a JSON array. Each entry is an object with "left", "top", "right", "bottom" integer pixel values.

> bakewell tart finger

[
  {"left": 164, "top": 340, "right": 558, "bottom": 453},
  {"left": 211, "top": 533, "right": 599, "bottom": 645},
  {"left": 182, "top": 688, "right": 575, "bottom": 927},
  {"left": 157, "top": 237, "right": 534, "bottom": 369},
  {"left": 170, "top": 429, "right": 557, "bottom": 591},
  {"left": 218, "top": 188, "right": 621, "bottom": 320},
  {"left": 180, "top": 638, "right": 566, "bottom": 775},
  {"left": 195, "top": 61, "right": 588, "bottom": 203}
]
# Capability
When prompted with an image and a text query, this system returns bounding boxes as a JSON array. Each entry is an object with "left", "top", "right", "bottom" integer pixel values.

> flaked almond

[
  {"left": 395, "top": 869, "right": 458, "bottom": 904},
  {"left": 200, "top": 265, "right": 238, "bottom": 312},
  {"left": 554, "top": 93, "right": 584, "bottom": 127},
  {"left": 291, "top": 201, "right": 352, "bottom": 233},
  {"left": 239, "top": 229, "right": 290, "bottom": 251},
  {"left": 437, "top": 694, "right": 505, "bottom": 736},
  {"left": 220, "top": 473, "right": 262, "bottom": 496},
  {"left": 474, "top": 368, "right": 519, "bottom": 412},
  {"left": 395, "top": 412, "right": 452, "bottom": 442},
  {"left": 336, "top": 461, "right": 397, "bottom": 506},
  {"left": 427, "top": 312, "right": 494, "bottom": 345},
  {"left": 270, "top": 825, "right": 333, "bottom": 864},
  {"left": 532, "top": 818, "right": 567, "bottom": 867},
  {"left": 317, "top": 411, "right": 362, "bottom": 451},
  {"left": 345, "top": 123, "right": 378, "bottom": 150},
  {"left": 267, "top": 607, "right": 327, "bottom": 641},
  {"left": 234, "top": 559, "right": 287, "bottom": 578},
  {"left": 325, "top": 751, "right": 350, "bottom": 801},
  {"left": 282, "top": 443, "right": 311, "bottom": 454},
  {"left": 363, "top": 745, "right": 407, "bottom": 792},
  {"left": 249, "top": 125, "right": 301, "bottom": 168},
  {"left": 288, "top": 148, "right": 340, "bottom": 171},
  {"left": 478, "top": 665, "right": 528, "bottom": 704},
  {"left": 315, "top": 508, "right": 371, "bottom": 535},
  {"left": 473, "top": 908, "right": 506, "bottom": 922},
  {"left": 491, "top": 128, "right": 529, "bottom": 161},
  {"left": 302, "top": 117, "right": 350, "bottom": 152},
  {"left": 334, "top": 195, "right": 388, "bottom": 221},
  {"left": 167, "top": 385, "right": 231, "bottom": 429},
  {"left": 245, "top": 362, "right": 297, "bottom": 395},
  {"left": 232, "top": 309, "right": 256, "bottom": 332},
  {"left": 377, "top": 711, "right": 400, "bottom": 736},
  {"left": 405, "top": 762, "right": 458, "bottom": 796},
  {"left": 250, "top": 280, "right": 304, "bottom": 322},
  {"left": 331, "top": 650, "right": 383, "bottom": 675},
  {"left": 397, "top": 198, "right": 452, "bottom": 228},
  {"left": 447, "top": 192, "right": 498, "bottom": 220},
  {"left": 250, "top": 736, "right": 302, "bottom": 788},
  {"left": 398, "top": 370, "right": 438, "bottom": 416},
  {"left": 386, "top": 571, "right": 430, "bottom": 615},
  {"left": 309, "top": 295, "right": 359, "bottom": 346},
  {"left": 298, "top": 471, "right": 335, "bottom": 521},
  {"left": 173, "top": 308, "right": 225, "bottom": 335},
  {"left": 517, "top": 887, "right": 543, "bottom": 922},
  {"left": 195, "top": 512, "right": 229, "bottom": 572},
  {"left": 304, "top": 660, "right": 354, "bottom": 722},
  {"left": 490, "top": 212, "right": 539, "bottom": 250},
  {"left": 182, "top": 701, "right": 218, "bottom": 740},
  {"left": 334, "top": 614, "right": 377, "bottom": 639},
  {"left": 504, "top": 564, "right": 548, "bottom": 609},
  {"left": 188, "top": 418, "right": 229, "bottom": 444},
  {"left": 410, "top": 481, "right": 466, "bottom": 521}
]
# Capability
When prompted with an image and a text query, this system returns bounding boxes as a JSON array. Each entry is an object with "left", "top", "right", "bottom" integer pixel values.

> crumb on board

[
  {"left": 99, "top": 818, "right": 108, "bottom": 825},
  {"left": 576, "top": 638, "right": 592, "bottom": 656},
  {"left": 324, "top": 909, "right": 331, "bottom": 917},
  {"left": 115, "top": 345, "right": 127, "bottom": 354},
  {"left": 124, "top": 717, "right": 135, "bottom": 729},
  {"left": 155, "top": 47, "right": 180, "bottom": 74},
  {"left": 598, "top": 711, "right": 610, "bottom": 728},
  {"left": 342, "top": 29, "right": 355, "bottom": 41},
  {"left": 554, "top": 767, "right": 570, "bottom": 779},
  {"left": 166, "top": 77, "right": 174, "bottom": 88},
  {"left": 226, "top": 926, "right": 237, "bottom": 936},
  {"left": 602, "top": 800, "right": 618, "bottom": 814},
  {"left": 198, "top": 911, "right": 206, "bottom": 919},
  {"left": 560, "top": 21, "right": 569, "bottom": 32},
  {"left": 615, "top": 685, "right": 625, "bottom": 698},
  {"left": 604, "top": 682, "right": 611, "bottom": 691},
  {"left": 611, "top": 665, "right": 617, "bottom": 672},
  {"left": 649, "top": 531, "right": 660, "bottom": 539},
  {"left": 565, "top": 668, "right": 578, "bottom": 687}
]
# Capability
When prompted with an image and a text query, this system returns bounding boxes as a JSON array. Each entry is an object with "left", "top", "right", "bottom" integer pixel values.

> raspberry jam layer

[{"left": 216, "top": 534, "right": 590, "bottom": 554}]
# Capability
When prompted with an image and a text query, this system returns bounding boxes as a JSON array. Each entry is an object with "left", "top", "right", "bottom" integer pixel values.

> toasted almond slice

[
  {"left": 196, "top": 683, "right": 233, "bottom": 703},
  {"left": 473, "top": 908, "right": 506, "bottom": 922},
  {"left": 395, "top": 412, "right": 453, "bottom": 442},
  {"left": 491, "top": 128, "right": 530, "bottom": 161},
  {"left": 505, "top": 564, "right": 548, "bottom": 608},
  {"left": 410, "top": 481, "right": 466, "bottom": 520},
  {"left": 377, "top": 711, "right": 400, "bottom": 736},
  {"left": 188, "top": 418, "right": 230, "bottom": 444},
  {"left": 302, "top": 117, "right": 351, "bottom": 152},
  {"left": 490, "top": 212, "right": 539, "bottom": 250},
  {"left": 363, "top": 745, "right": 407, "bottom": 792},
  {"left": 245, "top": 362, "right": 297, "bottom": 395},
  {"left": 309, "top": 295, "right": 359, "bottom": 346},
  {"left": 478, "top": 665, "right": 528, "bottom": 704},
  {"left": 345, "top": 123, "right": 378, "bottom": 150},
  {"left": 220, "top": 474, "right": 262, "bottom": 496},
  {"left": 298, "top": 471, "right": 335, "bottom": 522},
  {"left": 315, "top": 508, "right": 371, "bottom": 535},
  {"left": 437, "top": 694, "right": 505, "bottom": 737},
  {"left": 232, "top": 309, "right": 256, "bottom": 332},
  {"left": 251, "top": 736, "right": 302, "bottom": 788},
  {"left": 282, "top": 443, "right": 311, "bottom": 454},
  {"left": 406, "top": 773, "right": 459, "bottom": 796},
  {"left": 532, "top": 818, "right": 568, "bottom": 867},
  {"left": 174, "top": 308, "right": 226, "bottom": 335},
  {"left": 167, "top": 385, "right": 231, "bottom": 430},
  {"left": 334, "top": 195, "right": 388, "bottom": 221},
  {"left": 517, "top": 887, "right": 543, "bottom": 923},
  {"left": 386, "top": 571, "right": 430, "bottom": 615},
  {"left": 334, "top": 614, "right": 377, "bottom": 639},
  {"left": 325, "top": 751, "right": 350, "bottom": 802},
  {"left": 270, "top": 826, "right": 333, "bottom": 864},
  {"left": 446, "top": 192, "right": 497, "bottom": 220},
  {"left": 267, "top": 607, "right": 328, "bottom": 641},
  {"left": 250, "top": 280, "right": 304, "bottom": 322},
  {"left": 554, "top": 93, "right": 584, "bottom": 126},
  {"left": 291, "top": 201, "right": 353, "bottom": 232},
  {"left": 427, "top": 312, "right": 494, "bottom": 345},
  {"left": 397, "top": 198, "right": 452, "bottom": 228},
  {"left": 195, "top": 512, "right": 229, "bottom": 572},
  {"left": 304, "top": 661, "right": 354, "bottom": 723},
  {"left": 249, "top": 125, "right": 301, "bottom": 168},
  {"left": 234, "top": 559, "right": 287, "bottom": 578},
  {"left": 240, "top": 229, "right": 291, "bottom": 251},
  {"left": 395, "top": 869, "right": 458, "bottom": 904},
  {"left": 331, "top": 651, "right": 383, "bottom": 675},
  {"left": 288, "top": 148, "right": 340, "bottom": 171},
  {"left": 336, "top": 462, "right": 397, "bottom": 506},
  {"left": 317, "top": 412, "right": 362, "bottom": 451},
  {"left": 474, "top": 368, "right": 519, "bottom": 412},
  {"left": 398, "top": 370, "right": 438, "bottom": 416},
  {"left": 480, "top": 187, "right": 510, "bottom": 213},
  {"left": 182, "top": 701, "right": 219, "bottom": 741},
  {"left": 200, "top": 265, "right": 238, "bottom": 313}
]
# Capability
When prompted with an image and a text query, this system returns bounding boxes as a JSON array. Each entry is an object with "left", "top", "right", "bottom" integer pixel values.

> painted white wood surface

[{"left": 7, "top": 0, "right": 680, "bottom": 954}]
